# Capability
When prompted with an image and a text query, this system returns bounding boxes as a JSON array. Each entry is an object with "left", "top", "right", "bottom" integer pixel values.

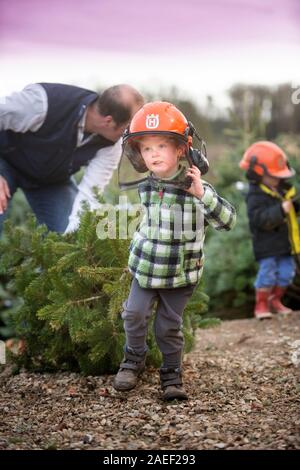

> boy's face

[
  {"left": 262, "top": 174, "right": 280, "bottom": 188},
  {"left": 139, "top": 135, "right": 184, "bottom": 178}
]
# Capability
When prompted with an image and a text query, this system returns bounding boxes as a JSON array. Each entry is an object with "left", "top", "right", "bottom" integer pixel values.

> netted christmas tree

[{"left": 0, "top": 207, "right": 209, "bottom": 375}]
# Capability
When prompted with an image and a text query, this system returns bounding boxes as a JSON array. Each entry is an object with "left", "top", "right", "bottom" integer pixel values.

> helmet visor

[{"left": 118, "top": 139, "right": 149, "bottom": 190}]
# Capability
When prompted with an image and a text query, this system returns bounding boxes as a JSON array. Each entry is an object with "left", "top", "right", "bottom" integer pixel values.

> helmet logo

[{"left": 146, "top": 114, "right": 159, "bottom": 129}]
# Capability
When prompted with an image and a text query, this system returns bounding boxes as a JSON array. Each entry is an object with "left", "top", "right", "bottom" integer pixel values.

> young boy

[
  {"left": 239, "top": 141, "right": 300, "bottom": 320},
  {"left": 114, "top": 102, "right": 236, "bottom": 400}
]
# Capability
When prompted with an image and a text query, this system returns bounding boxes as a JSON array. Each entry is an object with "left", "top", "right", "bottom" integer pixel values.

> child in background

[
  {"left": 113, "top": 102, "right": 236, "bottom": 400},
  {"left": 239, "top": 141, "right": 300, "bottom": 320}
]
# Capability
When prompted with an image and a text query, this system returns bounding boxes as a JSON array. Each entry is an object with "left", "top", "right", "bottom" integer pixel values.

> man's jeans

[{"left": 0, "top": 158, "right": 78, "bottom": 234}]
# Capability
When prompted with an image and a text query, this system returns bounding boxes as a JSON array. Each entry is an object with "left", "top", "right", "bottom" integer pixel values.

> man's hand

[
  {"left": 184, "top": 165, "right": 204, "bottom": 199},
  {"left": 0, "top": 176, "right": 11, "bottom": 214},
  {"left": 282, "top": 200, "right": 293, "bottom": 214}
]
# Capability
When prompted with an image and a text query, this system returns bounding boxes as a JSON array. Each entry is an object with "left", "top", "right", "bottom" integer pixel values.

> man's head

[{"left": 85, "top": 84, "right": 144, "bottom": 142}]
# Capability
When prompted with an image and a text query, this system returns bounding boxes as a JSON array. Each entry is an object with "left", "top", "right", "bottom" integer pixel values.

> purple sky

[{"left": 0, "top": 0, "right": 299, "bottom": 55}]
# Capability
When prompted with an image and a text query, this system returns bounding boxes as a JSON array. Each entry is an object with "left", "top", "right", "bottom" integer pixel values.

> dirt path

[{"left": 1, "top": 313, "right": 300, "bottom": 450}]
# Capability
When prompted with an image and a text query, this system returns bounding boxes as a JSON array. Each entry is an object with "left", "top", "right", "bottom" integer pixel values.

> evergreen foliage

[
  {"left": 0, "top": 209, "right": 209, "bottom": 374},
  {"left": 0, "top": 190, "right": 31, "bottom": 338}
]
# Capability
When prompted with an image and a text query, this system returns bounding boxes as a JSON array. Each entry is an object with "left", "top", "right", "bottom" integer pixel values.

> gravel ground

[{"left": 0, "top": 312, "right": 300, "bottom": 450}]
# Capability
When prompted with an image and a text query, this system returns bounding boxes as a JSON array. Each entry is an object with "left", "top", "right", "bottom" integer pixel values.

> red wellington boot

[
  {"left": 254, "top": 288, "right": 273, "bottom": 320},
  {"left": 268, "top": 286, "right": 292, "bottom": 315}
]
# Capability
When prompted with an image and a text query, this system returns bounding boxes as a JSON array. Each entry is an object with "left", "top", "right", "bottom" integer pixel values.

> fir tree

[{"left": 0, "top": 208, "right": 208, "bottom": 374}]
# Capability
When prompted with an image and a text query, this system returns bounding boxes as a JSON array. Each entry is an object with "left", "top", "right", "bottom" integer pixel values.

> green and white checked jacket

[{"left": 128, "top": 176, "right": 236, "bottom": 289}]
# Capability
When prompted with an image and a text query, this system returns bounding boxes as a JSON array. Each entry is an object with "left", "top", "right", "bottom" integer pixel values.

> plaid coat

[{"left": 128, "top": 176, "right": 236, "bottom": 288}]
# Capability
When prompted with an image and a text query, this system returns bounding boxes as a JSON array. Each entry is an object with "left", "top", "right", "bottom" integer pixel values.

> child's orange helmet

[
  {"left": 122, "top": 102, "right": 190, "bottom": 173},
  {"left": 119, "top": 101, "right": 209, "bottom": 189},
  {"left": 124, "top": 101, "right": 190, "bottom": 144},
  {"left": 239, "top": 141, "right": 295, "bottom": 179}
]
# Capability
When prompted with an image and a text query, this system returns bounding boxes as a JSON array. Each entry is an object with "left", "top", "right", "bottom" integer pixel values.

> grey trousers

[{"left": 121, "top": 278, "right": 196, "bottom": 368}]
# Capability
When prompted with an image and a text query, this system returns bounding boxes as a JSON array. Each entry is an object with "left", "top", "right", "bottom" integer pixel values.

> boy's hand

[
  {"left": 0, "top": 175, "right": 11, "bottom": 214},
  {"left": 282, "top": 200, "right": 293, "bottom": 214},
  {"left": 184, "top": 165, "right": 204, "bottom": 199}
]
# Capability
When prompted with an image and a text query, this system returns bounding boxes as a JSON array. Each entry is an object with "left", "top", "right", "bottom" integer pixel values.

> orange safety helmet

[
  {"left": 239, "top": 141, "right": 295, "bottom": 179},
  {"left": 119, "top": 101, "right": 209, "bottom": 189},
  {"left": 122, "top": 101, "right": 190, "bottom": 173}
]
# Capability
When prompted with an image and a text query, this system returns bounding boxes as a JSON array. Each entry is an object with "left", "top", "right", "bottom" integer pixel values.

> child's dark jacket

[{"left": 246, "top": 183, "right": 300, "bottom": 261}]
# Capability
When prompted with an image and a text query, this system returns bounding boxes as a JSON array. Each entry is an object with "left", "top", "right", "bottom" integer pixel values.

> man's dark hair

[{"left": 97, "top": 85, "right": 143, "bottom": 126}]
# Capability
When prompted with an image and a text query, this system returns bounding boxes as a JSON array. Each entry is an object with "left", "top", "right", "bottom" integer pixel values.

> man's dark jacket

[{"left": 0, "top": 83, "right": 114, "bottom": 185}]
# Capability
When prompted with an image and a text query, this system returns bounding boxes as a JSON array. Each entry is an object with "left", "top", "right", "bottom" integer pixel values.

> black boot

[
  {"left": 160, "top": 367, "right": 188, "bottom": 401},
  {"left": 113, "top": 349, "right": 146, "bottom": 391}
]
